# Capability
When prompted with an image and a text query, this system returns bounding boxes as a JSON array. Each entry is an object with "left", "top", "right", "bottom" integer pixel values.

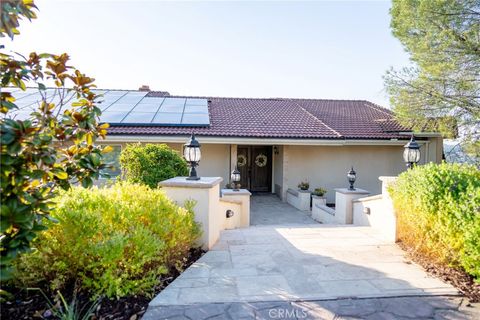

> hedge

[
  {"left": 389, "top": 162, "right": 480, "bottom": 280},
  {"left": 13, "top": 182, "right": 201, "bottom": 298}
]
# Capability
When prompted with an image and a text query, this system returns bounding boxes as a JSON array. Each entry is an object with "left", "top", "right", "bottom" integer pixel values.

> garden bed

[
  {"left": 1, "top": 247, "right": 205, "bottom": 320},
  {"left": 398, "top": 242, "right": 480, "bottom": 303}
]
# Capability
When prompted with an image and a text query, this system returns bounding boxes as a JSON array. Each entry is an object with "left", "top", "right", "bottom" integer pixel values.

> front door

[{"left": 237, "top": 146, "right": 272, "bottom": 192}]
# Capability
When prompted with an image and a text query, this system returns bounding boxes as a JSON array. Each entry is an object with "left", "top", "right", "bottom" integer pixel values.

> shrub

[
  {"left": 389, "top": 162, "right": 480, "bottom": 280},
  {"left": 120, "top": 143, "right": 188, "bottom": 188},
  {"left": 312, "top": 188, "right": 327, "bottom": 197},
  {"left": 13, "top": 182, "right": 201, "bottom": 298}
]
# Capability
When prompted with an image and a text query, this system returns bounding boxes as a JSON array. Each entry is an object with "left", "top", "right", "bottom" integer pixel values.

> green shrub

[
  {"left": 13, "top": 182, "right": 201, "bottom": 298},
  {"left": 119, "top": 143, "right": 188, "bottom": 188},
  {"left": 389, "top": 162, "right": 480, "bottom": 280}
]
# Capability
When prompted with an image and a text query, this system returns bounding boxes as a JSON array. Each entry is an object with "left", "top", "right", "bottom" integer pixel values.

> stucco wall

[{"left": 284, "top": 145, "right": 408, "bottom": 203}]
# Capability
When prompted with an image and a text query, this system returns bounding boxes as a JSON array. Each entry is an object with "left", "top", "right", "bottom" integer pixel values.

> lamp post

[
  {"left": 403, "top": 135, "right": 421, "bottom": 169},
  {"left": 347, "top": 167, "right": 356, "bottom": 191},
  {"left": 230, "top": 166, "right": 241, "bottom": 191},
  {"left": 183, "top": 133, "right": 201, "bottom": 180}
]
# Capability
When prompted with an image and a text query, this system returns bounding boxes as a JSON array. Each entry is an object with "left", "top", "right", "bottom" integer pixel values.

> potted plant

[
  {"left": 311, "top": 187, "right": 327, "bottom": 206},
  {"left": 298, "top": 180, "right": 310, "bottom": 191}
]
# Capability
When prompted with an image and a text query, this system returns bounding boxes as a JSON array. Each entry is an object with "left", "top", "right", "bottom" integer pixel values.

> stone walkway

[
  {"left": 143, "top": 296, "right": 479, "bottom": 319},
  {"left": 149, "top": 225, "right": 457, "bottom": 306},
  {"left": 250, "top": 194, "right": 317, "bottom": 225}
]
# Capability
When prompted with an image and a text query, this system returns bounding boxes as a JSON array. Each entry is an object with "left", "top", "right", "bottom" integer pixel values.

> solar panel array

[{"left": 3, "top": 89, "right": 210, "bottom": 127}]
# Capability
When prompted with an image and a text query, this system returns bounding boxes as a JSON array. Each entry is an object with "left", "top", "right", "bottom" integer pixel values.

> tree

[
  {"left": 385, "top": 0, "right": 480, "bottom": 161},
  {"left": 0, "top": 0, "right": 110, "bottom": 280}
]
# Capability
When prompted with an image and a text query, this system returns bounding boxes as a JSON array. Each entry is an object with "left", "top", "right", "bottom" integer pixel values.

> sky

[{"left": 6, "top": 0, "right": 411, "bottom": 108}]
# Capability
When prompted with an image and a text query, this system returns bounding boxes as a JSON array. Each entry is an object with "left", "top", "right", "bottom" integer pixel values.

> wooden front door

[{"left": 237, "top": 146, "right": 272, "bottom": 192}]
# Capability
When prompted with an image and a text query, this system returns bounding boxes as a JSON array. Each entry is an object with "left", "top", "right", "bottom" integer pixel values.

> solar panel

[
  {"left": 6, "top": 89, "right": 211, "bottom": 127},
  {"left": 122, "top": 112, "right": 156, "bottom": 124}
]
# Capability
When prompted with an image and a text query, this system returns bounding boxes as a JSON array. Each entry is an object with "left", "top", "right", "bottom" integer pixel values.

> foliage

[
  {"left": 13, "top": 182, "right": 201, "bottom": 298},
  {"left": 30, "top": 288, "right": 99, "bottom": 320},
  {"left": 297, "top": 180, "right": 310, "bottom": 190},
  {"left": 385, "top": 0, "right": 480, "bottom": 161},
  {"left": 389, "top": 163, "right": 480, "bottom": 280},
  {"left": 0, "top": 0, "right": 37, "bottom": 39},
  {"left": 312, "top": 187, "right": 327, "bottom": 197},
  {"left": 119, "top": 143, "right": 188, "bottom": 188},
  {"left": 0, "top": 0, "right": 110, "bottom": 281}
]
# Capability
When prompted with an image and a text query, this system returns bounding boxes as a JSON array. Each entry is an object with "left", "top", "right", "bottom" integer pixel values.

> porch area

[{"left": 250, "top": 194, "right": 316, "bottom": 226}]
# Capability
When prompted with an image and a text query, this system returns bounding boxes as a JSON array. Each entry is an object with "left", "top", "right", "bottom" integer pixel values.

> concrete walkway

[
  {"left": 149, "top": 225, "right": 458, "bottom": 308},
  {"left": 250, "top": 194, "right": 317, "bottom": 225},
  {"left": 144, "top": 296, "right": 479, "bottom": 319}
]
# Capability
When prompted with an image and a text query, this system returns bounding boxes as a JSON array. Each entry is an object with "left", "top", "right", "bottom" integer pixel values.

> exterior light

[
  {"left": 403, "top": 135, "right": 421, "bottom": 169},
  {"left": 230, "top": 166, "right": 241, "bottom": 191},
  {"left": 183, "top": 133, "right": 201, "bottom": 180},
  {"left": 347, "top": 167, "right": 356, "bottom": 191}
]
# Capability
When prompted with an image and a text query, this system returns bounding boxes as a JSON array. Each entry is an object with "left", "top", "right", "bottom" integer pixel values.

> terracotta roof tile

[{"left": 107, "top": 93, "right": 410, "bottom": 140}]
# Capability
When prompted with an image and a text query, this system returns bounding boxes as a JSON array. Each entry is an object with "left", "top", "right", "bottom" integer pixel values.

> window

[{"left": 101, "top": 145, "right": 122, "bottom": 178}]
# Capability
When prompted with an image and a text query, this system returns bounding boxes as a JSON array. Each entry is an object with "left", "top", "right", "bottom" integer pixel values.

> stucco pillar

[
  {"left": 159, "top": 177, "right": 223, "bottom": 249},
  {"left": 230, "top": 144, "right": 237, "bottom": 175},
  {"left": 334, "top": 188, "right": 370, "bottom": 224},
  {"left": 282, "top": 145, "right": 289, "bottom": 202},
  {"left": 221, "top": 189, "right": 251, "bottom": 227}
]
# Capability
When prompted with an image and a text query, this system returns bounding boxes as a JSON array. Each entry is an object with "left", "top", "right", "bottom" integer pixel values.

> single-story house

[{"left": 9, "top": 88, "right": 443, "bottom": 203}]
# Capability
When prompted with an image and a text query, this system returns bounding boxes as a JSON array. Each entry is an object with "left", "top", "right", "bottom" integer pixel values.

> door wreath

[
  {"left": 237, "top": 154, "right": 247, "bottom": 167},
  {"left": 255, "top": 154, "right": 268, "bottom": 167}
]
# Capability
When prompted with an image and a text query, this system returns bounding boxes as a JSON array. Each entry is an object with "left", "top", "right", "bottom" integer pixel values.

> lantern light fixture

[
  {"left": 403, "top": 135, "right": 421, "bottom": 169},
  {"left": 183, "top": 133, "right": 201, "bottom": 180},
  {"left": 347, "top": 166, "right": 356, "bottom": 191},
  {"left": 230, "top": 166, "right": 241, "bottom": 191}
]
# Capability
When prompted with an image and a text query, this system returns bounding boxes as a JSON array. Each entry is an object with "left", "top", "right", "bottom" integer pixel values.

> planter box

[
  {"left": 311, "top": 195, "right": 326, "bottom": 207},
  {"left": 286, "top": 188, "right": 311, "bottom": 211}
]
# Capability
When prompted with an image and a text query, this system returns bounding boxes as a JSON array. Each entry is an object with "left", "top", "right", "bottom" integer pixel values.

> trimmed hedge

[
  {"left": 13, "top": 182, "right": 200, "bottom": 298},
  {"left": 389, "top": 163, "right": 480, "bottom": 280},
  {"left": 120, "top": 143, "right": 188, "bottom": 188}
]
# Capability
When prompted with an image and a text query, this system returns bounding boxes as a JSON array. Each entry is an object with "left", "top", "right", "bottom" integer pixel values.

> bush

[
  {"left": 119, "top": 143, "right": 188, "bottom": 188},
  {"left": 12, "top": 182, "right": 201, "bottom": 298},
  {"left": 389, "top": 162, "right": 480, "bottom": 280}
]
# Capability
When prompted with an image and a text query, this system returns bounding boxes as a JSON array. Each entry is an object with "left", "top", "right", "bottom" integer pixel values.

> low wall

[
  {"left": 312, "top": 203, "right": 336, "bottom": 224},
  {"left": 352, "top": 176, "right": 398, "bottom": 242},
  {"left": 160, "top": 177, "right": 251, "bottom": 250},
  {"left": 286, "top": 189, "right": 311, "bottom": 211}
]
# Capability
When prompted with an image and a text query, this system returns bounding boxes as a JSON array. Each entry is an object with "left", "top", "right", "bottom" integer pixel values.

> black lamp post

[
  {"left": 347, "top": 167, "right": 356, "bottom": 191},
  {"left": 403, "top": 135, "right": 421, "bottom": 169},
  {"left": 183, "top": 133, "right": 201, "bottom": 180},
  {"left": 230, "top": 166, "right": 241, "bottom": 191}
]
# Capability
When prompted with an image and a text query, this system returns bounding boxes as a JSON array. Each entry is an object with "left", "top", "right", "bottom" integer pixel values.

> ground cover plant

[
  {"left": 389, "top": 163, "right": 480, "bottom": 290},
  {"left": 120, "top": 143, "right": 188, "bottom": 188}
]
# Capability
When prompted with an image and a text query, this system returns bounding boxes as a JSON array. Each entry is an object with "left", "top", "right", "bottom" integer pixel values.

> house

[{"left": 9, "top": 88, "right": 443, "bottom": 203}]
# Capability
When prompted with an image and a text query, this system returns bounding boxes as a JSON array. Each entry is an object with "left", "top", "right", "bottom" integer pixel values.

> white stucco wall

[{"left": 284, "top": 145, "right": 409, "bottom": 203}]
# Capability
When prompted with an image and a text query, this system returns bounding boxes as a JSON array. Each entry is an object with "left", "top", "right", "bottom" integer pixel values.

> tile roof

[{"left": 107, "top": 92, "right": 411, "bottom": 140}]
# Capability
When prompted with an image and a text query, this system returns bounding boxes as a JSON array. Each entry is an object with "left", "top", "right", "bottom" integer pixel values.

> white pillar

[
  {"left": 221, "top": 189, "right": 251, "bottom": 227},
  {"left": 160, "top": 177, "right": 223, "bottom": 249},
  {"left": 334, "top": 188, "right": 370, "bottom": 224}
]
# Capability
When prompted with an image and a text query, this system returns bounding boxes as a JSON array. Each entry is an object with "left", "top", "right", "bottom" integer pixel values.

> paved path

[
  {"left": 149, "top": 225, "right": 457, "bottom": 307},
  {"left": 250, "top": 194, "right": 317, "bottom": 225},
  {"left": 143, "top": 296, "right": 479, "bottom": 319}
]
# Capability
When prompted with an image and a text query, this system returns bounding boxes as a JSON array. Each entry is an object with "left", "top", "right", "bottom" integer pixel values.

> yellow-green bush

[
  {"left": 13, "top": 182, "right": 200, "bottom": 298},
  {"left": 389, "top": 163, "right": 480, "bottom": 280}
]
